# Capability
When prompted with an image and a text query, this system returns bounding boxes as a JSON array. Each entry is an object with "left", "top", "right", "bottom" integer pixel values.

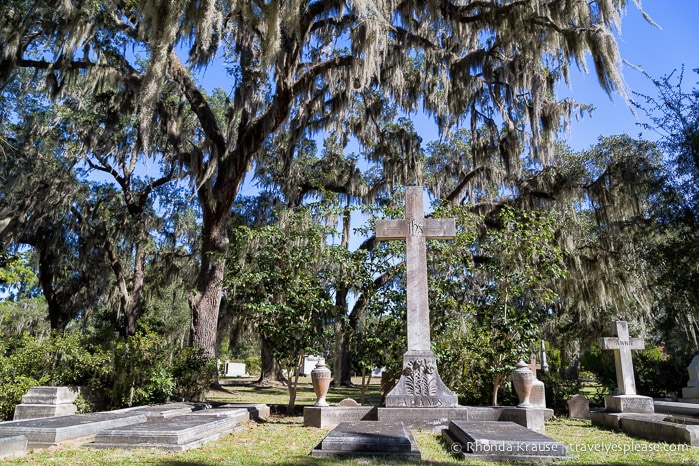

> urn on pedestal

[
  {"left": 311, "top": 359, "right": 332, "bottom": 407},
  {"left": 511, "top": 359, "right": 534, "bottom": 408}
]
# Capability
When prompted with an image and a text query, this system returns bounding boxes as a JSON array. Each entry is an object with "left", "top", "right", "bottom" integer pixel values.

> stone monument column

[{"left": 376, "top": 186, "right": 458, "bottom": 408}]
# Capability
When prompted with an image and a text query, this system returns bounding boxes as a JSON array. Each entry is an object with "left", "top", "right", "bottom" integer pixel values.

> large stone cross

[
  {"left": 601, "top": 321, "right": 645, "bottom": 395},
  {"left": 376, "top": 186, "right": 455, "bottom": 352}
]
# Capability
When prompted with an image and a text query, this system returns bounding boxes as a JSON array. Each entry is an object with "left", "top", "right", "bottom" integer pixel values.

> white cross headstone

[{"left": 601, "top": 321, "right": 644, "bottom": 396}]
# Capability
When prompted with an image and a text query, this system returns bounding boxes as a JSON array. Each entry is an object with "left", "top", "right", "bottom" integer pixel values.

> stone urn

[
  {"left": 511, "top": 359, "right": 534, "bottom": 408},
  {"left": 311, "top": 358, "right": 332, "bottom": 407}
]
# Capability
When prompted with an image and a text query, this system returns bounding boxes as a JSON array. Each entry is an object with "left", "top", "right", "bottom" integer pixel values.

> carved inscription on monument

[
  {"left": 408, "top": 218, "right": 423, "bottom": 236},
  {"left": 391, "top": 396, "right": 445, "bottom": 407}
]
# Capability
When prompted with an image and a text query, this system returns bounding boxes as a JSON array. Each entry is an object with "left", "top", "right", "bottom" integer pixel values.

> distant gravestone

[
  {"left": 568, "top": 394, "right": 591, "bottom": 420},
  {"left": 376, "top": 187, "right": 458, "bottom": 408},
  {"left": 301, "top": 355, "right": 321, "bottom": 376},
  {"left": 338, "top": 398, "right": 360, "bottom": 407},
  {"left": 600, "top": 321, "right": 654, "bottom": 413},
  {"left": 224, "top": 362, "right": 248, "bottom": 378},
  {"left": 682, "top": 355, "right": 699, "bottom": 399}
]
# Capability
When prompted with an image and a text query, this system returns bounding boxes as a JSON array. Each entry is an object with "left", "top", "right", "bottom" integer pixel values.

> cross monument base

[
  {"left": 385, "top": 351, "right": 458, "bottom": 408},
  {"left": 604, "top": 394, "right": 654, "bottom": 413}
]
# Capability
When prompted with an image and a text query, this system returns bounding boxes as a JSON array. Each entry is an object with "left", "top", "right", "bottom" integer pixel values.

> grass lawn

[{"left": 5, "top": 377, "right": 699, "bottom": 465}]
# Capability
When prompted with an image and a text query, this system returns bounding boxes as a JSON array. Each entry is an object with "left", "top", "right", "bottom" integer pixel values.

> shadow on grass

[{"left": 156, "top": 457, "right": 441, "bottom": 466}]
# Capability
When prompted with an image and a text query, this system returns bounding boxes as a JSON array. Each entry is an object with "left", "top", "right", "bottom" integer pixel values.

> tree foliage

[{"left": 1, "top": 0, "right": 646, "bottom": 359}]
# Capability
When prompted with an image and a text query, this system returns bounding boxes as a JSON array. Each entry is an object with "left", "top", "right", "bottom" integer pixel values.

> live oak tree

[
  {"left": 635, "top": 68, "right": 699, "bottom": 358},
  {"left": 2, "top": 0, "right": 645, "bottom": 361}
]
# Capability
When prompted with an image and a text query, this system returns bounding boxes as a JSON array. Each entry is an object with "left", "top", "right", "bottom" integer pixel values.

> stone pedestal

[
  {"left": 303, "top": 406, "right": 378, "bottom": 428},
  {"left": 13, "top": 387, "right": 79, "bottom": 421},
  {"left": 604, "top": 394, "right": 655, "bottom": 414},
  {"left": 384, "top": 351, "right": 458, "bottom": 408}
]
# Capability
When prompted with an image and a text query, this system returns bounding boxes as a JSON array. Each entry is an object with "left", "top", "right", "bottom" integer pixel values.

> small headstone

[
  {"left": 371, "top": 367, "right": 386, "bottom": 377},
  {"left": 338, "top": 398, "right": 360, "bottom": 406},
  {"left": 682, "top": 355, "right": 699, "bottom": 399},
  {"left": 311, "top": 421, "right": 420, "bottom": 458},
  {"left": 13, "top": 386, "right": 79, "bottom": 420},
  {"left": 568, "top": 394, "right": 591, "bottom": 420},
  {"left": 224, "top": 362, "right": 248, "bottom": 377}
]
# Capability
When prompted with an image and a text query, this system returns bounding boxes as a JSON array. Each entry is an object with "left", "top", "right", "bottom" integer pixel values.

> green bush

[
  {"left": 580, "top": 344, "right": 684, "bottom": 399},
  {"left": 635, "top": 347, "right": 685, "bottom": 398},
  {"left": 0, "top": 334, "right": 109, "bottom": 420},
  {"left": 105, "top": 327, "right": 175, "bottom": 408},
  {"left": 172, "top": 346, "right": 217, "bottom": 402},
  {"left": 539, "top": 369, "right": 581, "bottom": 415},
  {"left": 244, "top": 356, "right": 261, "bottom": 376}
]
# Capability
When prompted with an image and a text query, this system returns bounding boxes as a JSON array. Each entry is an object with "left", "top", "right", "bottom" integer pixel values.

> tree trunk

[
  {"left": 336, "top": 206, "right": 355, "bottom": 386},
  {"left": 492, "top": 374, "right": 504, "bottom": 406},
  {"left": 359, "top": 368, "right": 371, "bottom": 405},
  {"left": 124, "top": 242, "right": 146, "bottom": 336},
  {"left": 339, "top": 331, "right": 354, "bottom": 386},
  {"left": 189, "top": 211, "right": 229, "bottom": 359},
  {"left": 258, "top": 336, "right": 285, "bottom": 385},
  {"left": 38, "top": 241, "right": 66, "bottom": 330},
  {"left": 287, "top": 350, "right": 304, "bottom": 414}
]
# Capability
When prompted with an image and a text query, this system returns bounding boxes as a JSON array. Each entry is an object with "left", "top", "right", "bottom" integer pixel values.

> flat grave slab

[
  {"left": 110, "top": 402, "right": 203, "bottom": 420},
  {"left": 0, "top": 435, "right": 27, "bottom": 459},
  {"left": 215, "top": 403, "right": 270, "bottom": 421},
  {"left": 654, "top": 400, "right": 699, "bottom": 418},
  {"left": 311, "top": 420, "right": 420, "bottom": 458},
  {"left": 87, "top": 411, "right": 248, "bottom": 451},
  {"left": 0, "top": 412, "right": 148, "bottom": 449},
  {"left": 444, "top": 421, "right": 570, "bottom": 461}
]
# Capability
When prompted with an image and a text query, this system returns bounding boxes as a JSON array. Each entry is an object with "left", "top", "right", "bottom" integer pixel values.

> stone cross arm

[
  {"left": 376, "top": 218, "right": 456, "bottom": 241},
  {"left": 600, "top": 320, "right": 645, "bottom": 396},
  {"left": 602, "top": 336, "right": 645, "bottom": 351}
]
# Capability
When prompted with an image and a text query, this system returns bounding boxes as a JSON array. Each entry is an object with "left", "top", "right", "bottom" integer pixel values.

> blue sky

[{"left": 561, "top": 1, "right": 699, "bottom": 150}]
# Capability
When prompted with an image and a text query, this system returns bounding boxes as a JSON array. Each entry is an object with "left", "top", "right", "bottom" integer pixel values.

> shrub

[
  {"left": 171, "top": 346, "right": 217, "bottom": 402},
  {"left": 244, "top": 356, "right": 261, "bottom": 376},
  {"left": 539, "top": 369, "right": 581, "bottom": 415}
]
